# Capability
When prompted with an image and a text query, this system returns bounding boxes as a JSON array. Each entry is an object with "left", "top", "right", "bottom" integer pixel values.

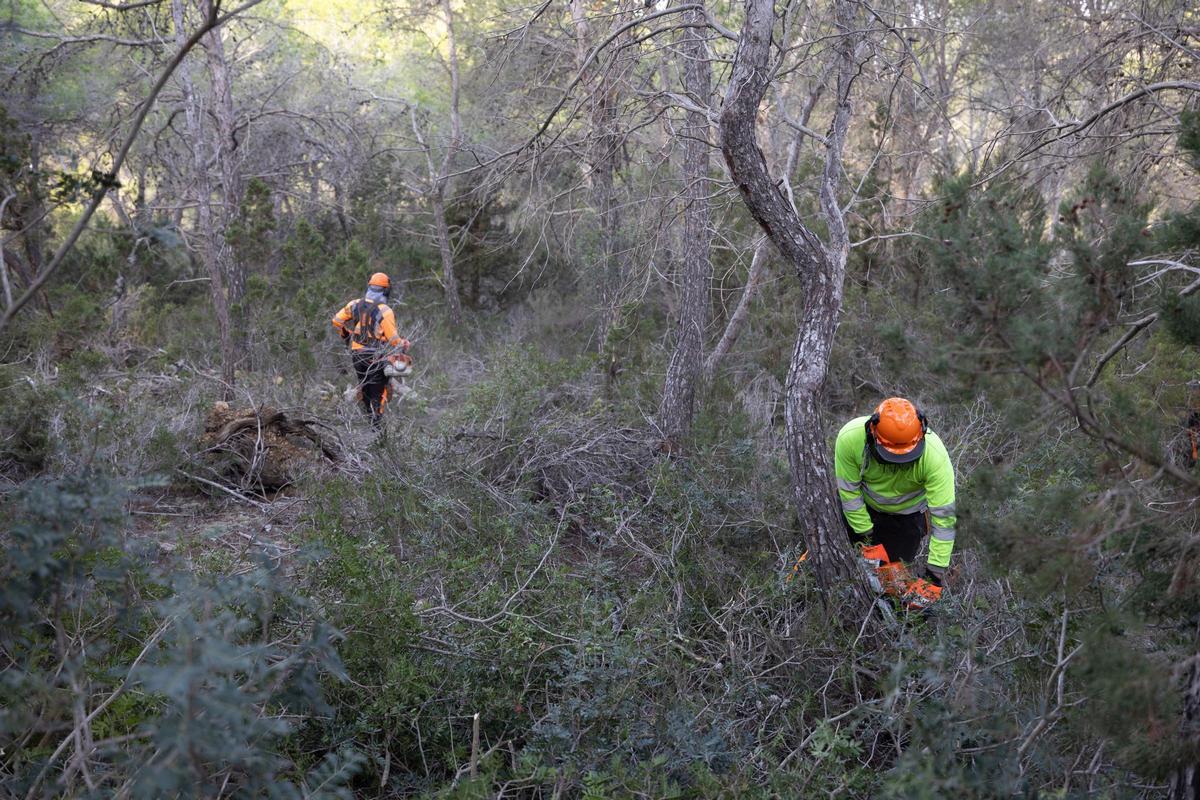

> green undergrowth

[
  {"left": 231, "top": 343, "right": 1085, "bottom": 797},
  {"left": 10, "top": 119, "right": 1200, "bottom": 793},
  {"left": 4, "top": 308, "right": 1178, "bottom": 796},
  {"left": 5, "top": 294, "right": 1195, "bottom": 797}
]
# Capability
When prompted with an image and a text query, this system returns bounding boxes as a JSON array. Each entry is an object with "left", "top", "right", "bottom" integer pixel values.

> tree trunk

[
  {"left": 704, "top": 52, "right": 830, "bottom": 381},
  {"left": 435, "top": 0, "right": 464, "bottom": 328},
  {"left": 593, "top": 135, "right": 621, "bottom": 349},
  {"left": 174, "top": 0, "right": 236, "bottom": 393},
  {"left": 658, "top": 5, "right": 712, "bottom": 450},
  {"left": 200, "top": 0, "right": 246, "bottom": 382},
  {"left": 21, "top": 134, "right": 54, "bottom": 317},
  {"left": 22, "top": 137, "right": 45, "bottom": 281},
  {"left": 1170, "top": 649, "right": 1200, "bottom": 799},
  {"left": 432, "top": 190, "right": 462, "bottom": 326},
  {"left": 704, "top": 239, "right": 768, "bottom": 382},
  {"left": 719, "top": 0, "right": 870, "bottom": 606},
  {"left": 570, "top": 0, "right": 623, "bottom": 349},
  {"left": 201, "top": 0, "right": 244, "bottom": 305}
]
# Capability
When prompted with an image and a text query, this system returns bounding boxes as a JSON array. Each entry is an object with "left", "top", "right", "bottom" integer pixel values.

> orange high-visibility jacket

[{"left": 331, "top": 298, "right": 409, "bottom": 351}]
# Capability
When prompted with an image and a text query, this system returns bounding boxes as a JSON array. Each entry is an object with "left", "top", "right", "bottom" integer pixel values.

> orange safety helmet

[
  {"left": 368, "top": 272, "right": 390, "bottom": 289},
  {"left": 868, "top": 397, "right": 927, "bottom": 464}
]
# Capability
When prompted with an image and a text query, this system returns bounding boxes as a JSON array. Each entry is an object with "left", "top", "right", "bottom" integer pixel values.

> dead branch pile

[
  {"left": 450, "top": 409, "right": 653, "bottom": 510},
  {"left": 196, "top": 402, "right": 341, "bottom": 493}
]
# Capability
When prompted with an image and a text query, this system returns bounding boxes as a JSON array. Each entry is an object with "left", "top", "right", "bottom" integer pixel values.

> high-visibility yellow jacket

[
  {"left": 331, "top": 298, "right": 408, "bottom": 352},
  {"left": 834, "top": 416, "right": 957, "bottom": 569}
]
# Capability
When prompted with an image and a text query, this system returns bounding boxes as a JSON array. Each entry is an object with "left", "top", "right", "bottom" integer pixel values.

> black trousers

[
  {"left": 351, "top": 351, "right": 389, "bottom": 427},
  {"left": 844, "top": 506, "right": 929, "bottom": 563}
]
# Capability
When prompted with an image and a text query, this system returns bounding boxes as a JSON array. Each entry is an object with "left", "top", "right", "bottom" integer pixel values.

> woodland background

[{"left": 2, "top": 0, "right": 1200, "bottom": 797}]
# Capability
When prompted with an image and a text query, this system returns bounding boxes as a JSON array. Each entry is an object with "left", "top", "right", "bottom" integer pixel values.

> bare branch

[
  {"left": 1084, "top": 274, "right": 1200, "bottom": 389},
  {"left": 80, "top": 0, "right": 167, "bottom": 8},
  {"left": 0, "top": 0, "right": 269, "bottom": 334},
  {"left": 0, "top": 24, "right": 160, "bottom": 47},
  {"left": 977, "top": 81, "right": 1200, "bottom": 185}
]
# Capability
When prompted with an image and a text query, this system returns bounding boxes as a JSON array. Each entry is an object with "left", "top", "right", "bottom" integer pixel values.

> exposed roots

[{"left": 195, "top": 401, "right": 342, "bottom": 495}]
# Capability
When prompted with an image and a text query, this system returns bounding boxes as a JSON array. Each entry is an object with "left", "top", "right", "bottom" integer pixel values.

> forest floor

[
  {"left": 122, "top": 361, "right": 466, "bottom": 578},
  {"left": 5, "top": 325, "right": 1156, "bottom": 797}
]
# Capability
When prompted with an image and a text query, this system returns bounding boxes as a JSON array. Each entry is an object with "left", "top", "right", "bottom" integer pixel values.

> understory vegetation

[
  {"left": 5, "top": 138, "right": 1200, "bottom": 793},
  {"left": 3, "top": 0, "right": 1200, "bottom": 797}
]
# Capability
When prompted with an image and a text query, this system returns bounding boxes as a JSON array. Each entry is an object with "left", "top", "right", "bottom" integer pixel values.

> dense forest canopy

[{"left": 2, "top": 0, "right": 1199, "bottom": 797}]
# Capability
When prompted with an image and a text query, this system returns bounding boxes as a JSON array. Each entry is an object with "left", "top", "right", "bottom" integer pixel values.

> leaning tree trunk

[
  {"left": 658, "top": 4, "right": 712, "bottom": 450},
  {"left": 704, "top": 57, "right": 830, "bottom": 382},
  {"left": 703, "top": 240, "right": 767, "bottom": 382},
  {"left": 719, "top": 0, "right": 870, "bottom": 606}
]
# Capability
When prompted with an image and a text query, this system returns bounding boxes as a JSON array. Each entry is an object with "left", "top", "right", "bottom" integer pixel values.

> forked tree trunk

[
  {"left": 719, "top": 0, "right": 870, "bottom": 606},
  {"left": 658, "top": 5, "right": 712, "bottom": 450},
  {"left": 704, "top": 54, "right": 831, "bottom": 382}
]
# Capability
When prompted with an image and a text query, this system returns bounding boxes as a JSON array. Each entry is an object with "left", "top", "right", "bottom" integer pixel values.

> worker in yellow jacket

[
  {"left": 331, "top": 272, "right": 410, "bottom": 429},
  {"left": 834, "top": 397, "right": 957, "bottom": 610}
]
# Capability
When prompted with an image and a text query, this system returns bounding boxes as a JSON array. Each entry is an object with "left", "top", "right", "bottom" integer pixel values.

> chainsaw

[{"left": 383, "top": 352, "right": 413, "bottom": 378}]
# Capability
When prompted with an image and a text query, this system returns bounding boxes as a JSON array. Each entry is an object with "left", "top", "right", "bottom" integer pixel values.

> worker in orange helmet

[
  {"left": 331, "top": 272, "right": 411, "bottom": 429},
  {"left": 833, "top": 398, "right": 957, "bottom": 611}
]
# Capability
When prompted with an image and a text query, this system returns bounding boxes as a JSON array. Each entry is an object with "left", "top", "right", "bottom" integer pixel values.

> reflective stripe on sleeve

[
  {"left": 931, "top": 526, "right": 956, "bottom": 542},
  {"left": 837, "top": 477, "right": 861, "bottom": 492},
  {"left": 929, "top": 503, "right": 956, "bottom": 517},
  {"left": 841, "top": 495, "right": 865, "bottom": 512}
]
